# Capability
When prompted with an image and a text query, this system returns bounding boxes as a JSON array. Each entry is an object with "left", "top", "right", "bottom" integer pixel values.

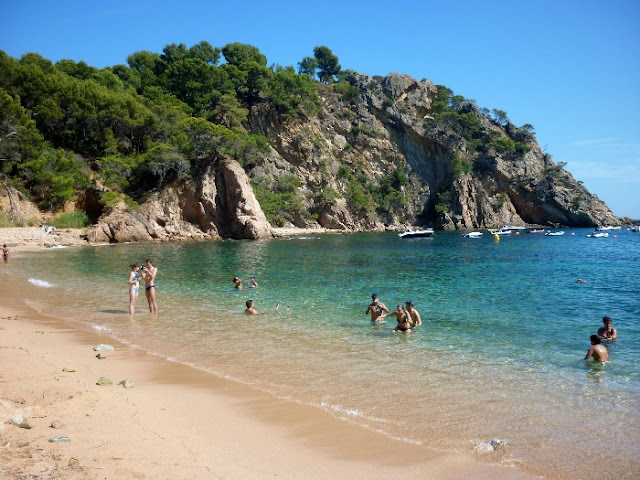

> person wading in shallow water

[
  {"left": 142, "top": 259, "right": 158, "bottom": 313},
  {"left": 597, "top": 316, "right": 617, "bottom": 340},
  {"left": 2, "top": 244, "right": 9, "bottom": 264},
  {"left": 128, "top": 264, "right": 141, "bottom": 314},
  {"left": 366, "top": 293, "right": 389, "bottom": 322},
  {"left": 585, "top": 335, "right": 609, "bottom": 362}
]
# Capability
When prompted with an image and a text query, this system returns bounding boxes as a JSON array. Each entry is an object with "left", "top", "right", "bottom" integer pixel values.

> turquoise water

[{"left": 6, "top": 229, "right": 640, "bottom": 479}]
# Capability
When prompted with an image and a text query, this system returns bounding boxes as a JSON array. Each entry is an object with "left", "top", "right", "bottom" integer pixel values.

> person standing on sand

[
  {"left": 143, "top": 259, "right": 158, "bottom": 313},
  {"left": 597, "top": 316, "right": 617, "bottom": 340},
  {"left": 2, "top": 244, "right": 9, "bottom": 264},
  {"left": 366, "top": 293, "right": 389, "bottom": 322},
  {"left": 405, "top": 300, "right": 422, "bottom": 327},
  {"left": 585, "top": 335, "right": 609, "bottom": 362},
  {"left": 128, "top": 264, "right": 141, "bottom": 314}
]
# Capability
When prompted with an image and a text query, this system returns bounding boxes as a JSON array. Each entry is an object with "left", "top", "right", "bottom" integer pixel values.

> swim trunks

[{"left": 145, "top": 285, "right": 155, "bottom": 291}]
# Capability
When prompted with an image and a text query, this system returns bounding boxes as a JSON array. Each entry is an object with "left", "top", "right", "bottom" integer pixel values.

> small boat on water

[
  {"left": 502, "top": 224, "right": 527, "bottom": 231},
  {"left": 596, "top": 225, "right": 622, "bottom": 231},
  {"left": 545, "top": 231, "right": 565, "bottom": 236},
  {"left": 489, "top": 227, "right": 512, "bottom": 235},
  {"left": 463, "top": 232, "right": 483, "bottom": 238},
  {"left": 529, "top": 229, "right": 546, "bottom": 234},
  {"left": 587, "top": 232, "right": 609, "bottom": 238},
  {"left": 398, "top": 228, "right": 435, "bottom": 239}
]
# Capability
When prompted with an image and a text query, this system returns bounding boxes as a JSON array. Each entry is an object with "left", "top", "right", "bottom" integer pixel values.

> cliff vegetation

[{"left": 0, "top": 42, "right": 620, "bottom": 241}]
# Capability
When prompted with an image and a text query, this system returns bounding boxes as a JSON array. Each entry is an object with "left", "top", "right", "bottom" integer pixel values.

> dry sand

[{"left": 0, "top": 238, "right": 536, "bottom": 480}]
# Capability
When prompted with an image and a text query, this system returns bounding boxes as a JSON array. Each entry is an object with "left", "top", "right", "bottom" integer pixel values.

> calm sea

[{"left": 6, "top": 229, "right": 640, "bottom": 479}]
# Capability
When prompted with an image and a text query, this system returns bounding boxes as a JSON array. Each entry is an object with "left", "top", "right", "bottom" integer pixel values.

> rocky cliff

[{"left": 88, "top": 72, "right": 618, "bottom": 241}]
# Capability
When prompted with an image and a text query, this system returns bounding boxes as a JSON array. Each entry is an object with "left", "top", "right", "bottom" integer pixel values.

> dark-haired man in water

[
  {"left": 405, "top": 300, "right": 422, "bottom": 327},
  {"left": 366, "top": 293, "right": 389, "bottom": 322},
  {"left": 585, "top": 335, "right": 609, "bottom": 362}
]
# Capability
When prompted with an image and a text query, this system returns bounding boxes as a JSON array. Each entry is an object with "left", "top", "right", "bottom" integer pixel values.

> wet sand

[{"left": 0, "top": 263, "right": 537, "bottom": 480}]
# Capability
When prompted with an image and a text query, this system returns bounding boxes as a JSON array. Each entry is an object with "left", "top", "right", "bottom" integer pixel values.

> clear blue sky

[{"left": 2, "top": 0, "right": 639, "bottom": 218}]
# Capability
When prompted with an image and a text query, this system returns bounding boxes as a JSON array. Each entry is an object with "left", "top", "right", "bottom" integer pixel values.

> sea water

[{"left": 5, "top": 229, "right": 640, "bottom": 479}]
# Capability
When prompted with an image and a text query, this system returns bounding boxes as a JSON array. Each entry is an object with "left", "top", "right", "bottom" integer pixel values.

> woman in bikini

[
  {"left": 384, "top": 305, "right": 412, "bottom": 333},
  {"left": 128, "top": 264, "right": 141, "bottom": 314}
]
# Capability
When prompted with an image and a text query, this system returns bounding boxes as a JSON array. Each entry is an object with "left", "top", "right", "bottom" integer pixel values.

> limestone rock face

[
  {"left": 217, "top": 158, "right": 272, "bottom": 239},
  {"left": 87, "top": 157, "right": 272, "bottom": 243}
]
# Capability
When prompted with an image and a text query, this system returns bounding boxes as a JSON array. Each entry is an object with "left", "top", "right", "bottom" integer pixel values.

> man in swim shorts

[
  {"left": 405, "top": 300, "right": 422, "bottom": 327},
  {"left": 143, "top": 259, "right": 158, "bottom": 313},
  {"left": 585, "top": 335, "right": 609, "bottom": 362},
  {"left": 366, "top": 293, "right": 389, "bottom": 322},
  {"left": 597, "top": 316, "right": 617, "bottom": 340}
]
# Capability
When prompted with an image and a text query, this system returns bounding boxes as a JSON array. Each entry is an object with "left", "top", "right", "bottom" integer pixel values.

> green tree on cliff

[{"left": 313, "top": 46, "right": 341, "bottom": 84}]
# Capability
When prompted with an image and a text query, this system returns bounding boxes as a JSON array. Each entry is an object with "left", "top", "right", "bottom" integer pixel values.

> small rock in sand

[
  {"left": 96, "top": 377, "right": 113, "bottom": 386},
  {"left": 93, "top": 344, "right": 114, "bottom": 352},
  {"left": 49, "top": 436, "right": 70, "bottom": 443},
  {"left": 95, "top": 353, "right": 106, "bottom": 359},
  {"left": 119, "top": 379, "right": 135, "bottom": 388},
  {"left": 50, "top": 420, "right": 65, "bottom": 429},
  {"left": 12, "top": 414, "right": 33, "bottom": 429},
  {"left": 62, "top": 367, "right": 76, "bottom": 372}
]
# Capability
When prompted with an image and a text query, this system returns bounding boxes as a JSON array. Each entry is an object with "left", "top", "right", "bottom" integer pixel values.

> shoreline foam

[{"left": 0, "top": 270, "right": 535, "bottom": 480}]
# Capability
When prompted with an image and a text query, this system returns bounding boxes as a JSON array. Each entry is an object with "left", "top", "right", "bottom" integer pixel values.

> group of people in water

[
  {"left": 585, "top": 316, "right": 618, "bottom": 362},
  {"left": 366, "top": 294, "right": 422, "bottom": 333},
  {"left": 128, "top": 259, "right": 158, "bottom": 314},
  {"left": 126, "top": 262, "right": 618, "bottom": 357}
]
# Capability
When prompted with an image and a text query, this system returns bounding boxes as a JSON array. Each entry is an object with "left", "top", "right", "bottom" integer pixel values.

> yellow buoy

[{"left": 493, "top": 234, "right": 500, "bottom": 241}]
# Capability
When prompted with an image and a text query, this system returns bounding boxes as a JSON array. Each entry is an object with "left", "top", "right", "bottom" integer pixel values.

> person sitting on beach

[
  {"left": 405, "top": 300, "right": 422, "bottom": 327},
  {"left": 250, "top": 277, "right": 258, "bottom": 288},
  {"left": 2, "top": 244, "right": 9, "bottom": 264},
  {"left": 366, "top": 293, "right": 389, "bottom": 322},
  {"left": 233, "top": 276, "right": 243, "bottom": 290},
  {"left": 128, "top": 264, "right": 141, "bottom": 314},
  {"left": 597, "top": 316, "right": 617, "bottom": 340},
  {"left": 384, "top": 305, "right": 412, "bottom": 333},
  {"left": 585, "top": 335, "right": 609, "bottom": 362},
  {"left": 142, "top": 259, "right": 158, "bottom": 313}
]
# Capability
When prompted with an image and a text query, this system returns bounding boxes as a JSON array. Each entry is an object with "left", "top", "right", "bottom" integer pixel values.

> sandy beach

[{"left": 0, "top": 241, "right": 536, "bottom": 480}]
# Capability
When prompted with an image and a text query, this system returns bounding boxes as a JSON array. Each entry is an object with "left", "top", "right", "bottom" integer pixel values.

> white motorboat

[
  {"left": 544, "top": 231, "right": 565, "bottom": 236},
  {"left": 587, "top": 232, "right": 609, "bottom": 238},
  {"left": 502, "top": 224, "right": 527, "bottom": 231},
  {"left": 398, "top": 228, "right": 435, "bottom": 239},
  {"left": 596, "top": 225, "right": 621, "bottom": 231},
  {"left": 489, "top": 227, "right": 512, "bottom": 235},
  {"left": 463, "top": 232, "right": 483, "bottom": 238}
]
